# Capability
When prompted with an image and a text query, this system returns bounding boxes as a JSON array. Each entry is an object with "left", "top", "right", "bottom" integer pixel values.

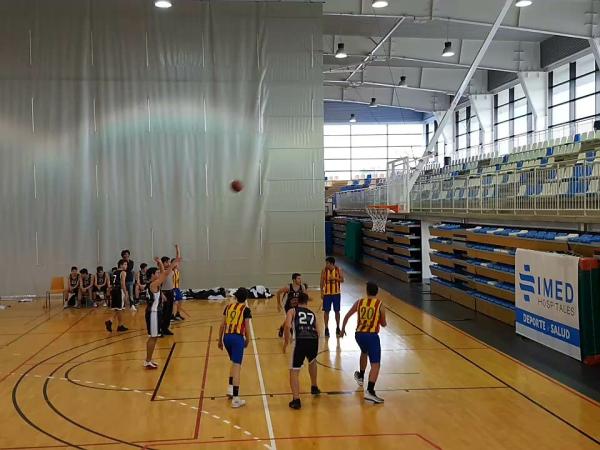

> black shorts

[
  {"left": 111, "top": 288, "right": 125, "bottom": 310},
  {"left": 162, "top": 289, "right": 174, "bottom": 303},
  {"left": 93, "top": 285, "right": 108, "bottom": 293},
  {"left": 145, "top": 308, "right": 162, "bottom": 337},
  {"left": 290, "top": 338, "right": 318, "bottom": 370}
]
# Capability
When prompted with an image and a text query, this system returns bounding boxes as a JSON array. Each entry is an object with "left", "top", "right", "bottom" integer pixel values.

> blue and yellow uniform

[
  {"left": 322, "top": 266, "right": 342, "bottom": 312},
  {"left": 173, "top": 269, "right": 183, "bottom": 301},
  {"left": 222, "top": 302, "right": 252, "bottom": 364},
  {"left": 355, "top": 297, "right": 382, "bottom": 364}
]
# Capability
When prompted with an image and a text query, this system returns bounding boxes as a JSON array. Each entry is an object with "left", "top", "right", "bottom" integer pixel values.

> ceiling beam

[
  {"left": 324, "top": 79, "right": 452, "bottom": 95},
  {"left": 346, "top": 17, "right": 406, "bottom": 81},
  {"left": 324, "top": 13, "right": 589, "bottom": 40},
  {"left": 324, "top": 35, "right": 539, "bottom": 72},
  {"left": 323, "top": 85, "right": 451, "bottom": 112},
  {"left": 323, "top": 51, "right": 519, "bottom": 73}
]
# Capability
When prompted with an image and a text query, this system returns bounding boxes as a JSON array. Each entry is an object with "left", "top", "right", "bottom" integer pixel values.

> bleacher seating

[{"left": 409, "top": 130, "right": 600, "bottom": 215}]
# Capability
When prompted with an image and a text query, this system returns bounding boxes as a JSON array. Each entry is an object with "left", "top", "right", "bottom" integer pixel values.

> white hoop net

[{"left": 366, "top": 207, "right": 389, "bottom": 233}]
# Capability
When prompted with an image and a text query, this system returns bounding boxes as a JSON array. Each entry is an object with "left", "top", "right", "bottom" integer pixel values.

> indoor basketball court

[
  {"left": 1, "top": 0, "right": 600, "bottom": 449},
  {"left": 1, "top": 268, "right": 599, "bottom": 449}
]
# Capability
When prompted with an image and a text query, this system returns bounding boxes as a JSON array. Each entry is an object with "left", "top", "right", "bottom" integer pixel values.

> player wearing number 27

[
  {"left": 341, "top": 281, "right": 387, "bottom": 404},
  {"left": 283, "top": 292, "right": 321, "bottom": 410}
]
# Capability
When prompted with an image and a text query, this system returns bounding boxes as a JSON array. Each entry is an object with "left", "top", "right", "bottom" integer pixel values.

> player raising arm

[{"left": 144, "top": 256, "right": 181, "bottom": 369}]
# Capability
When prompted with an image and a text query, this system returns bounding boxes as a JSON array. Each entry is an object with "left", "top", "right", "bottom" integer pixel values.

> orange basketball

[{"left": 230, "top": 180, "right": 243, "bottom": 192}]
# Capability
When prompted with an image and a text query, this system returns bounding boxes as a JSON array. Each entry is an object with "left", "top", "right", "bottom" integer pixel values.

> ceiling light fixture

[
  {"left": 154, "top": 0, "right": 172, "bottom": 8},
  {"left": 349, "top": 114, "right": 357, "bottom": 123},
  {"left": 442, "top": 41, "right": 455, "bottom": 57},
  {"left": 442, "top": 17, "right": 454, "bottom": 57},
  {"left": 335, "top": 43, "right": 347, "bottom": 59},
  {"left": 369, "top": 98, "right": 377, "bottom": 108},
  {"left": 372, "top": 0, "right": 389, "bottom": 8},
  {"left": 399, "top": 75, "right": 407, "bottom": 87},
  {"left": 515, "top": 0, "right": 532, "bottom": 7}
]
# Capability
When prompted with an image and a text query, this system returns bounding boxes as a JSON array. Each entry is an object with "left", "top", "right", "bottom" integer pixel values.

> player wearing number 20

[
  {"left": 283, "top": 292, "right": 321, "bottom": 410},
  {"left": 341, "top": 281, "right": 387, "bottom": 404}
]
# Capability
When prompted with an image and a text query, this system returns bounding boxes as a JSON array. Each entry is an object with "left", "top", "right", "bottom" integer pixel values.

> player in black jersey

[
  {"left": 63, "top": 266, "right": 80, "bottom": 308},
  {"left": 78, "top": 268, "right": 93, "bottom": 308},
  {"left": 93, "top": 266, "right": 110, "bottom": 307},
  {"left": 283, "top": 292, "right": 321, "bottom": 410},
  {"left": 276, "top": 273, "right": 307, "bottom": 338},
  {"left": 144, "top": 257, "right": 181, "bottom": 369},
  {"left": 105, "top": 259, "right": 129, "bottom": 333},
  {"left": 135, "top": 263, "right": 149, "bottom": 304}
]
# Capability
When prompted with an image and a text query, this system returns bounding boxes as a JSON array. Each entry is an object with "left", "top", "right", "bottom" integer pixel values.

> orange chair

[{"left": 45, "top": 277, "right": 65, "bottom": 309}]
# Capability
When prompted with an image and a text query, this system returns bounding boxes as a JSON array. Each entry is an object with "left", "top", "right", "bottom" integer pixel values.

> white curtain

[{"left": 0, "top": 0, "right": 324, "bottom": 295}]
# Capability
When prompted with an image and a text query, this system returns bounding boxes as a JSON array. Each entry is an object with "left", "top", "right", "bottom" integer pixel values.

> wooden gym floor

[{"left": 0, "top": 270, "right": 599, "bottom": 450}]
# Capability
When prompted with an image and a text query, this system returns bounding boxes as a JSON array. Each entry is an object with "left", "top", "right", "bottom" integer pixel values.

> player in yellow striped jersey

[
  {"left": 172, "top": 264, "right": 185, "bottom": 321},
  {"left": 217, "top": 288, "right": 252, "bottom": 408},
  {"left": 320, "top": 256, "right": 344, "bottom": 337},
  {"left": 341, "top": 281, "right": 387, "bottom": 404}
]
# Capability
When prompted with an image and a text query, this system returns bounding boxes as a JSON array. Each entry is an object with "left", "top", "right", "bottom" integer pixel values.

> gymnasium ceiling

[{"left": 321, "top": 0, "right": 595, "bottom": 113}]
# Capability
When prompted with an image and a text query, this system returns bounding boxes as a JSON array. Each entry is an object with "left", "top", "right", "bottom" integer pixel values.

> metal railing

[
  {"left": 410, "top": 158, "right": 600, "bottom": 216},
  {"left": 335, "top": 184, "right": 388, "bottom": 211},
  {"left": 334, "top": 157, "right": 412, "bottom": 212},
  {"left": 422, "top": 118, "right": 598, "bottom": 172}
]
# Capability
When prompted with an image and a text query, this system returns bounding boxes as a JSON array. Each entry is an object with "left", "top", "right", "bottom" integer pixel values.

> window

[
  {"left": 323, "top": 123, "right": 425, "bottom": 180},
  {"left": 455, "top": 106, "right": 481, "bottom": 158},
  {"left": 493, "top": 84, "right": 533, "bottom": 153},
  {"left": 549, "top": 54, "right": 599, "bottom": 136},
  {"left": 426, "top": 120, "right": 447, "bottom": 165}
]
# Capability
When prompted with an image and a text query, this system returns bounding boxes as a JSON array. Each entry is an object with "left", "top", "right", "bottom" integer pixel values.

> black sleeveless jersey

[
  {"left": 96, "top": 272, "right": 106, "bottom": 285},
  {"left": 81, "top": 275, "right": 92, "bottom": 288},
  {"left": 293, "top": 306, "right": 318, "bottom": 340},
  {"left": 69, "top": 274, "right": 79, "bottom": 289},
  {"left": 286, "top": 284, "right": 304, "bottom": 307},
  {"left": 139, "top": 271, "right": 147, "bottom": 285},
  {"left": 113, "top": 270, "right": 123, "bottom": 289}
]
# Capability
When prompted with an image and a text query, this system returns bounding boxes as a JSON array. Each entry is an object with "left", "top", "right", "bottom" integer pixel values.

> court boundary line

[
  {"left": 150, "top": 385, "right": 510, "bottom": 402},
  {"left": 1, "top": 308, "right": 65, "bottom": 348},
  {"left": 0, "top": 431, "right": 443, "bottom": 450},
  {"left": 0, "top": 311, "right": 92, "bottom": 385},
  {"left": 151, "top": 342, "right": 176, "bottom": 401},
  {"left": 40, "top": 334, "right": 160, "bottom": 450},
  {"left": 8, "top": 317, "right": 219, "bottom": 449},
  {"left": 441, "top": 319, "right": 600, "bottom": 407},
  {"left": 384, "top": 304, "right": 600, "bottom": 446},
  {"left": 353, "top": 262, "right": 600, "bottom": 408},
  {"left": 193, "top": 326, "right": 212, "bottom": 439},
  {"left": 249, "top": 319, "right": 277, "bottom": 450}
]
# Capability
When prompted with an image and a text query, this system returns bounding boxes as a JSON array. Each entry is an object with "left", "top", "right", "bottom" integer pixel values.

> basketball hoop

[{"left": 366, "top": 205, "right": 393, "bottom": 233}]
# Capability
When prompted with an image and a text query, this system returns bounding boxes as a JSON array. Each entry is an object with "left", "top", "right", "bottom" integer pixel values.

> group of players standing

[
  {"left": 216, "top": 256, "right": 387, "bottom": 409},
  {"left": 66, "top": 250, "right": 387, "bottom": 407},
  {"left": 63, "top": 247, "right": 185, "bottom": 369}
]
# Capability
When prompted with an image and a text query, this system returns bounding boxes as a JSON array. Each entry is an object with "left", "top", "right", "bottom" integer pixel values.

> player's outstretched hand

[
  {"left": 244, "top": 338, "right": 249, "bottom": 348},
  {"left": 217, "top": 339, "right": 223, "bottom": 350},
  {"left": 340, "top": 327, "right": 346, "bottom": 338}
]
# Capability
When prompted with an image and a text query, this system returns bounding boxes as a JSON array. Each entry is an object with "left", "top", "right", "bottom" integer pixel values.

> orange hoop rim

[{"left": 367, "top": 204, "right": 400, "bottom": 213}]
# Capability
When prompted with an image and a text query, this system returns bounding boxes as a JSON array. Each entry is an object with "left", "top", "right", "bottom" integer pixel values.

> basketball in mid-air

[{"left": 230, "top": 180, "right": 244, "bottom": 192}]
